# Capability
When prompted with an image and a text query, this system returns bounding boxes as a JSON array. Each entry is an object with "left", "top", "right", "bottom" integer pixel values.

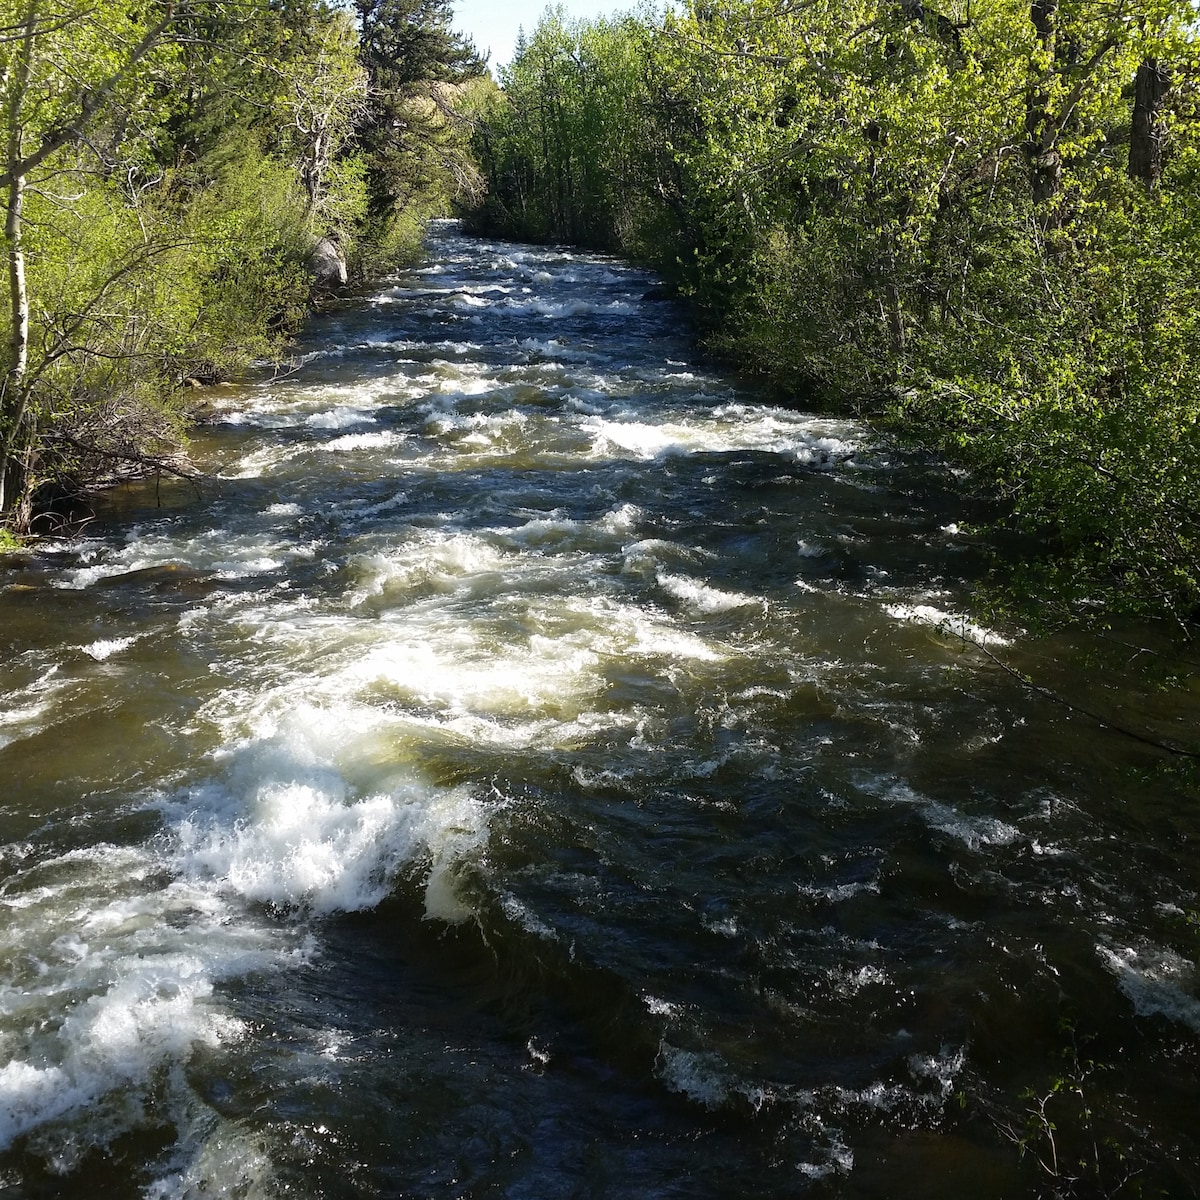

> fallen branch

[{"left": 41, "top": 429, "right": 204, "bottom": 495}]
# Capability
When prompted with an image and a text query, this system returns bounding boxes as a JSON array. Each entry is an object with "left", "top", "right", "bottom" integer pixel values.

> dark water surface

[{"left": 1, "top": 223, "right": 1198, "bottom": 1197}]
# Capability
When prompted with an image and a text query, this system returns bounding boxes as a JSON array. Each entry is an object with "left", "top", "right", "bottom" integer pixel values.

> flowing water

[{"left": 1, "top": 222, "right": 1199, "bottom": 1198}]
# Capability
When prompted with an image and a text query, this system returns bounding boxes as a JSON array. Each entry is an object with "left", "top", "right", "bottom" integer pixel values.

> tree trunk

[
  {"left": 1025, "top": 0, "right": 1061, "bottom": 227},
  {"left": 1129, "top": 58, "right": 1169, "bottom": 187},
  {"left": 4, "top": 174, "right": 28, "bottom": 389},
  {"left": 0, "top": 2, "right": 35, "bottom": 522},
  {"left": 0, "top": 173, "right": 31, "bottom": 518}
]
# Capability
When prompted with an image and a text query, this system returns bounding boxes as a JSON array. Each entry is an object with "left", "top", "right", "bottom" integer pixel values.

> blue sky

[{"left": 452, "top": 1, "right": 635, "bottom": 70}]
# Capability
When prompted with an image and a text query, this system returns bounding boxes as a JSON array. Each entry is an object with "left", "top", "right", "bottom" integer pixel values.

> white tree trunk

[{"left": 0, "top": 1, "right": 35, "bottom": 518}]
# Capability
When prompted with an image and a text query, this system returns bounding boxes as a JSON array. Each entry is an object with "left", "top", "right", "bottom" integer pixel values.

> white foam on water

[
  {"left": 458, "top": 283, "right": 515, "bottom": 297},
  {"left": 828, "top": 1081, "right": 911, "bottom": 1115},
  {"left": 906, "top": 1044, "right": 967, "bottom": 1101},
  {"left": 712, "top": 404, "right": 860, "bottom": 456},
  {"left": 655, "top": 572, "right": 760, "bottom": 614},
  {"left": 421, "top": 408, "right": 528, "bottom": 444},
  {"left": 340, "top": 628, "right": 604, "bottom": 721},
  {"left": 621, "top": 538, "right": 705, "bottom": 579},
  {"left": 288, "top": 345, "right": 346, "bottom": 367},
  {"left": 54, "top": 528, "right": 321, "bottom": 589},
  {"left": 506, "top": 297, "right": 638, "bottom": 320},
  {"left": 797, "top": 879, "right": 880, "bottom": 903},
  {"left": 451, "top": 291, "right": 496, "bottom": 309},
  {"left": 213, "top": 541, "right": 736, "bottom": 755},
  {"left": 304, "top": 407, "right": 379, "bottom": 430},
  {"left": 177, "top": 770, "right": 485, "bottom": 923},
  {"left": 144, "top": 1120, "right": 277, "bottom": 1200},
  {"left": 210, "top": 380, "right": 389, "bottom": 428},
  {"left": 806, "top": 1046, "right": 963, "bottom": 1144},
  {"left": 797, "top": 1135, "right": 855, "bottom": 1180},
  {"left": 180, "top": 692, "right": 494, "bottom": 919},
  {"left": 655, "top": 1044, "right": 729, "bottom": 1109},
  {"left": 1097, "top": 943, "right": 1200, "bottom": 1031},
  {"left": 0, "top": 665, "right": 71, "bottom": 749},
  {"left": 346, "top": 531, "right": 516, "bottom": 604},
  {"left": 603, "top": 503, "right": 642, "bottom": 535},
  {"left": 220, "top": 441, "right": 306, "bottom": 479},
  {"left": 643, "top": 995, "right": 683, "bottom": 1018},
  {"left": 343, "top": 700, "right": 634, "bottom": 758},
  {"left": 431, "top": 364, "right": 503, "bottom": 396},
  {"left": 883, "top": 782, "right": 1022, "bottom": 852},
  {"left": 519, "top": 337, "right": 595, "bottom": 363},
  {"left": 563, "top": 393, "right": 609, "bottom": 416},
  {"left": 583, "top": 406, "right": 863, "bottom": 465},
  {"left": 499, "top": 893, "right": 561, "bottom": 942},
  {"left": 368, "top": 286, "right": 412, "bottom": 306},
  {"left": 602, "top": 601, "right": 727, "bottom": 664},
  {"left": 491, "top": 503, "right": 642, "bottom": 555},
  {"left": 338, "top": 337, "right": 478, "bottom": 358},
  {"left": 0, "top": 673, "right": 498, "bottom": 1178},
  {"left": 324, "top": 431, "right": 406, "bottom": 453},
  {"left": 329, "top": 491, "right": 410, "bottom": 521},
  {"left": 499, "top": 513, "right": 589, "bottom": 548},
  {"left": 924, "top": 801, "right": 1021, "bottom": 850},
  {"left": 542, "top": 263, "right": 636, "bottom": 286},
  {"left": 0, "top": 840, "right": 293, "bottom": 1172},
  {"left": 80, "top": 635, "right": 142, "bottom": 661},
  {"left": 586, "top": 418, "right": 691, "bottom": 459},
  {"left": 0, "top": 947, "right": 245, "bottom": 1145},
  {"left": 883, "top": 603, "right": 1011, "bottom": 647},
  {"left": 828, "top": 965, "right": 890, "bottom": 996}
]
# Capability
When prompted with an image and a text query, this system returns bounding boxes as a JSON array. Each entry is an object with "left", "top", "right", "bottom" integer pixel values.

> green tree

[
  {"left": 1, "top": 0, "right": 187, "bottom": 519},
  {"left": 354, "top": 0, "right": 485, "bottom": 262},
  {"left": 471, "top": 6, "right": 662, "bottom": 251}
]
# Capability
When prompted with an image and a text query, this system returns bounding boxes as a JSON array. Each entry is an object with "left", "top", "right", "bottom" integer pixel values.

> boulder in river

[{"left": 310, "top": 236, "right": 348, "bottom": 292}]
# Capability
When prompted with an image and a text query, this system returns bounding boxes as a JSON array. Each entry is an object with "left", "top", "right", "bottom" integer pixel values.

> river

[{"left": 1, "top": 222, "right": 1198, "bottom": 1197}]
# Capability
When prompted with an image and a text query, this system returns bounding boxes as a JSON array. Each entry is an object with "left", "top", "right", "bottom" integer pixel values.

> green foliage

[
  {"left": 357, "top": 192, "right": 440, "bottom": 274},
  {"left": 6, "top": 130, "right": 314, "bottom": 506},
  {"left": 993, "top": 1020, "right": 1146, "bottom": 1199},
  {"left": 470, "top": 0, "right": 1200, "bottom": 628},
  {"left": 470, "top": 6, "right": 669, "bottom": 252},
  {"left": 354, "top": 0, "right": 486, "bottom": 235}
]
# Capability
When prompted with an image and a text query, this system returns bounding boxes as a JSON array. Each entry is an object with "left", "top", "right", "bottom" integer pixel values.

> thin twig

[{"left": 969, "top": 636, "right": 1200, "bottom": 759}]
